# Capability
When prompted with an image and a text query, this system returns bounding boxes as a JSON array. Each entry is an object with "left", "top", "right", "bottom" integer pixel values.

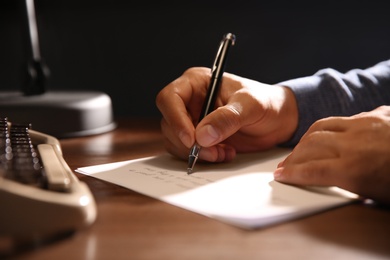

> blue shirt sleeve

[{"left": 279, "top": 59, "right": 390, "bottom": 146}]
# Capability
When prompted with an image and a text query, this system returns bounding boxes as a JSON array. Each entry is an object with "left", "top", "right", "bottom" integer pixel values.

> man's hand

[
  {"left": 275, "top": 106, "right": 390, "bottom": 205},
  {"left": 156, "top": 67, "right": 298, "bottom": 162}
]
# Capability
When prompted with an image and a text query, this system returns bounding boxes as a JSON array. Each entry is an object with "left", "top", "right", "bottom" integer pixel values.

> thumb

[{"left": 195, "top": 102, "right": 243, "bottom": 147}]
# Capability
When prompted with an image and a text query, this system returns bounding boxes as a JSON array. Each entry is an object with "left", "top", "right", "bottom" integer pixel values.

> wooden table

[{"left": 3, "top": 118, "right": 390, "bottom": 259}]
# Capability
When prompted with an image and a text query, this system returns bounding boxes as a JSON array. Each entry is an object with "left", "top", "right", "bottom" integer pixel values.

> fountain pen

[{"left": 187, "top": 33, "right": 236, "bottom": 174}]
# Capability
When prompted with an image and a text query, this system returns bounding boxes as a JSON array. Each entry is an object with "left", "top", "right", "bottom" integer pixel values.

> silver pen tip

[
  {"left": 187, "top": 144, "right": 200, "bottom": 174},
  {"left": 187, "top": 155, "right": 196, "bottom": 174}
]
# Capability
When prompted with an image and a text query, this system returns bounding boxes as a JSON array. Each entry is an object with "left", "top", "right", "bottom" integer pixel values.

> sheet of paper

[{"left": 76, "top": 148, "right": 358, "bottom": 229}]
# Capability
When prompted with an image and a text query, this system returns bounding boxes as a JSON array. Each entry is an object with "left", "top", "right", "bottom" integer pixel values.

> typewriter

[{"left": 0, "top": 117, "right": 97, "bottom": 239}]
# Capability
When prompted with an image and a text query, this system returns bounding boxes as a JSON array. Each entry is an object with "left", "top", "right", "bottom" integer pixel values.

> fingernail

[
  {"left": 179, "top": 131, "right": 192, "bottom": 148},
  {"left": 273, "top": 167, "right": 284, "bottom": 181},
  {"left": 197, "top": 124, "right": 220, "bottom": 146}
]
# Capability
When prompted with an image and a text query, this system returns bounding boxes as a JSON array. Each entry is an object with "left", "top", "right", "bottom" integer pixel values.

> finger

[
  {"left": 195, "top": 83, "right": 273, "bottom": 147},
  {"left": 161, "top": 120, "right": 230, "bottom": 162},
  {"left": 195, "top": 104, "right": 243, "bottom": 147},
  {"left": 160, "top": 118, "right": 189, "bottom": 160},
  {"left": 198, "top": 144, "right": 236, "bottom": 163},
  {"left": 281, "top": 130, "right": 341, "bottom": 167},
  {"left": 156, "top": 67, "right": 210, "bottom": 148},
  {"left": 156, "top": 81, "right": 194, "bottom": 148},
  {"left": 162, "top": 114, "right": 237, "bottom": 163},
  {"left": 274, "top": 159, "right": 345, "bottom": 187}
]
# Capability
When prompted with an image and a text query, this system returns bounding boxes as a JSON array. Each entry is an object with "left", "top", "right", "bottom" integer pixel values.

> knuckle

[
  {"left": 215, "top": 105, "right": 242, "bottom": 130},
  {"left": 155, "top": 87, "right": 170, "bottom": 109}
]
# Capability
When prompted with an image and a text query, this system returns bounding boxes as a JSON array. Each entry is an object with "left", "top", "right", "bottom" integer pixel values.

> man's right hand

[{"left": 155, "top": 67, "right": 299, "bottom": 163}]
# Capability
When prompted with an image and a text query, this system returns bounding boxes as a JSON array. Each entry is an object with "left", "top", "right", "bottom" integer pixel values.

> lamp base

[{"left": 0, "top": 91, "right": 116, "bottom": 138}]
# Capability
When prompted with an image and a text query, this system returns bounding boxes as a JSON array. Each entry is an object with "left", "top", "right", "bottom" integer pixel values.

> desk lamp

[{"left": 0, "top": 0, "right": 116, "bottom": 138}]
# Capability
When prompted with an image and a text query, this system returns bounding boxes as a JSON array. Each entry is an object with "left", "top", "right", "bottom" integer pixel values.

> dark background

[{"left": 1, "top": 0, "right": 389, "bottom": 118}]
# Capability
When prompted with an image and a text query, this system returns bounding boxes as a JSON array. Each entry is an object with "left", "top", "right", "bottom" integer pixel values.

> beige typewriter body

[{"left": 0, "top": 121, "right": 97, "bottom": 239}]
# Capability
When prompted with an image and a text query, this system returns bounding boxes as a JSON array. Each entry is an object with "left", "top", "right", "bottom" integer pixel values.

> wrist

[{"left": 278, "top": 86, "right": 299, "bottom": 143}]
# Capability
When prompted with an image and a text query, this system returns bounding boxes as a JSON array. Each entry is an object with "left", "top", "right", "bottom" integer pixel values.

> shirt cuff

[{"left": 277, "top": 75, "right": 324, "bottom": 146}]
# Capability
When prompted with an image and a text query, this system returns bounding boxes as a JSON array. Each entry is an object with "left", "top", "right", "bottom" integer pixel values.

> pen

[{"left": 187, "top": 33, "right": 236, "bottom": 174}]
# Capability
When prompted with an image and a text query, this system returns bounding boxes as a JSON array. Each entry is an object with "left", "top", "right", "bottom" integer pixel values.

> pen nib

[
  {"left": 187, "top": 154, "right": 197, "bottom": 175},
  {"left": 187, "top": 145, "right": 200, "bottom": 175}
]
